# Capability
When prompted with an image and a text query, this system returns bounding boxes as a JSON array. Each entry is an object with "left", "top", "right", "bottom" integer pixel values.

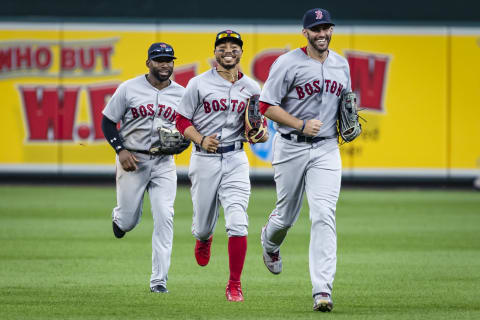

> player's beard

[
  {"left": 307, "top": 33, "right": 331, "bottom": 54},
  {"left": 216, "top": 55, "right": 240, "bottom": 70},
  {"left": 152, "top": 67, "right": 173, "bottom": 82}
]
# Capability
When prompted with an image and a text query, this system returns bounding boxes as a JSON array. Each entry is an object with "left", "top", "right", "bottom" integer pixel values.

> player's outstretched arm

[{"left": 264, "top": 106, "right": 322, "bottom": 137}]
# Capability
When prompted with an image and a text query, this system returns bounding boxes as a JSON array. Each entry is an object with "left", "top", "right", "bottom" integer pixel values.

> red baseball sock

[{"left": 228, "top": 236, "right": 247, "bottom": 282}]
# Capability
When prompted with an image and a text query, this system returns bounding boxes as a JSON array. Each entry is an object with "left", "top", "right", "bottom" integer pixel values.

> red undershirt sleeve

[
  {"left": 259, "top": 101, "right": 273, "bottom": 115},
  {"left": 175, "top": 113, "right": 193, "bottom": 135}
]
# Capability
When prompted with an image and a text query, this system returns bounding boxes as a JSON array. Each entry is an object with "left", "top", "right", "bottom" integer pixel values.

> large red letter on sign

[
  {"left": 251, "top": 49, "right": 288, "bottom": 84},
  {"left": 173, "top": 64, "right": 197, "bottom": 87},
  {"left": 346, "top": 52, "right": 390, "bottom": 111},
  {"left": 87, "top": 84, "right": 119, "bottom": 140},
  {"left": 21, "top": 86, "right": 80, "bottom": 140}
]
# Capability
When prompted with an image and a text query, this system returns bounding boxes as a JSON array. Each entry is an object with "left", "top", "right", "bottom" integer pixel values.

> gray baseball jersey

[
  {"left": 260, "top": 48, "right": 351, "bottom": 137},
  {"left": 260, "top": 48, "right": 350, "bottom": 298},
  {"left": 177, "top": 68, "right": 260, "bottom": 240},
  {"left": 103, "top": 75, "right": 185, "bottom": 289},
  {"left": 177, "top": 68, "right": 261, "bottom": 145},
  {"left": 103, "top": 75, "right": 185, "bottom": 151}
]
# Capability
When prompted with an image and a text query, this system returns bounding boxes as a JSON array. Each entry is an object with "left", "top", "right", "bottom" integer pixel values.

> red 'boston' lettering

[
  {"left": 204, "top": 101, "right": 211, "bottom": 113},
  {"left": 131, "top": 108, "right": 139, "bottom": 118},
  {"left": 220, "top": 99, "right": 227, "bottom": 111},
  {"left": 336, "top": 83, "right": 343, "bottom": 97},
  {"left": 346, "top": 51, "right": 390, "bottom": 111},
  {"left": 237, "top": 101, "right": 246, "bottom": 113},
  {"left": 313, "top": 80, "right": 321, "bottom": 93},
  {"left": 147, "top": 104, "right": 155, "bottom": 116},
  {"left": 139, "top": 105, "right": 147, "bottom": 117},
  {"left": 169, "top": 110, "right": 177, "bottom": 122},
  {"left": 231, "top": 100, "right": 238, "bottom": 112},
  {"left": 164, "top": 106, "right": 172, "bottom": 119},
  {"left": 158, "top": 104, "right": 165, "bottom": 115},
  {"left": 324, "top": 79, "right": 331, "bottom": 92},
  {"left": 20, "top": 86, "right": 80, "bottom": 141},
  {"left": 212, "top": 100, "right": 220, "bottom": 112},
  {"left": 305, "top": 83, "right": 313, "bottom": 95},
  {"left": 295, "top": 86, "right": 305, "bottom": 99},
  {"left": 330, "top": 81, "right": 337, "bottom": 94}
]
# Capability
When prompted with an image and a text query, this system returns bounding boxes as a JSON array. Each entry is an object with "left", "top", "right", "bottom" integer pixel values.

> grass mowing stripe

[{"left": 0, "top": 186, "right": 479, "bottom": 319}]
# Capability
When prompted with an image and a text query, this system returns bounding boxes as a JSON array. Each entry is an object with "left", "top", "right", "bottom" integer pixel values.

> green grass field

[{"left": 0, "top": 185, "right": 479, "bottom": 320}]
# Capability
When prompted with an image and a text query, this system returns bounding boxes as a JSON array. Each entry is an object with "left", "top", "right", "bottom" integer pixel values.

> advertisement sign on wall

[{"left": 1, "top": 23, "right": 479, "bottom": 178}]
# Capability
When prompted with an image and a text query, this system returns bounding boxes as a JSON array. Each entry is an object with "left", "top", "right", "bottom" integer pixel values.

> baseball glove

[
  {"left": 245, "top": 94, "right": 267, "bottom": 144},
  {"left": 150, "top": 127, "right": 191, "bottom": 155},
  {"left": 338, "top": 92, "right": 362, "bottom": 143}
]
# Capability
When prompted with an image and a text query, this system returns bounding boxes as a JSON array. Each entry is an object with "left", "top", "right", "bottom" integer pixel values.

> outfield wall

[{"left": 1, "top": 22, "right": 479, "bottom": 181}]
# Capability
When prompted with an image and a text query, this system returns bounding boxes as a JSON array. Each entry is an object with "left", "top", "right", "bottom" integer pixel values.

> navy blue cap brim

[
  {"left": 304, "top": 21, "right": 335, "bottom": 29},
  {"left": 149, "top": 54, "right": 177, "bottom": 60}
]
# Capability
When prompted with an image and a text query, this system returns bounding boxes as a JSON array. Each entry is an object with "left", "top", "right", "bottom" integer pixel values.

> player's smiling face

[
  {"left": 214, "top": 41, "right": 242, "bottom": 70},
  {"left": 147, "top": 57, "right": 174, "bottom": 82},
  {"left": 303, "top": 24, "right": 333, "bottom": 54}
]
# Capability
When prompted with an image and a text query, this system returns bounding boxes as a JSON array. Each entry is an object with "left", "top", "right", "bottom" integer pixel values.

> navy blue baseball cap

[
  {"left": 148, "top": 42, "right": 176, "bottom": 60},
  {"left": 214, "top": 30, "right": 243, "bottom": 48},
  {"left": 303, "top": 8, "right": 335, "bottom": 29}
]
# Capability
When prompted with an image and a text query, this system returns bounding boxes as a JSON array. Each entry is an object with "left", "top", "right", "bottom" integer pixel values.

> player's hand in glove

[
  {"left": 247, "top": 117, "right": 269, "bottom": 143},
  {"left": 301, "top": 119, "right": 323, "bottom": 137},
  {"left": 201, "top": 133, "right": 220, "bottom": 153},
  {"left": 245, "top": 95, "right": 268, "bottom": 144},
  {"left": 150, "top": 127, "right": 191, "bottom": 155},
  {"left": 338, "top": 92, "right": 362, "bottom": 143},
  {"left": 119, "top": 149, "right": 138, "bottom": 171}
]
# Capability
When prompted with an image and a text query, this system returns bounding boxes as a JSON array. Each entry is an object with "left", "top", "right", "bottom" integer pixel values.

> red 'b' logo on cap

[{"left": 315, "top": 10, "right": 323, "bottom": 20}]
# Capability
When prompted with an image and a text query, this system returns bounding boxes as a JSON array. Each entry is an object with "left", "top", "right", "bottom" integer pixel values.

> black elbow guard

[{"left": 101, "top": 116, "right": 125, "bottom": 154}]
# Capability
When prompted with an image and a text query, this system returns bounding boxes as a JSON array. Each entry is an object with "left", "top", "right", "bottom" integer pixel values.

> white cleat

[
  {"left": 313, "top": 293, "right": 333, "bottom": 312},
  {"left": 261, "top": 226, "right": 282, "bottom": 274}
]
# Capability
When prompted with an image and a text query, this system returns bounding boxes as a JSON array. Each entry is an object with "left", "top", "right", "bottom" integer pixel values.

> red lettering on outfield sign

[
  {"left": 345, "top": 51, "right": 390, "bottom": 112},
  {"left": 173, "top": 64, "right": 197, "bottom": 87},
  {"left": 251, "top": 48, "right": 288, "bottom": 83},
  {"left": 0, "top": 46, "right": 52, "bottom": 73},
  {"left": 0, "top": 39, "right": 118, "bottom": 78},
  {"left": 21, "top": 86, "right": 80, "bottom": 141},
  {"left": 87, "top": 84, "right": 119, "bottom": 139},
  {"left": 20, "top": 84, "right": 119, "bottom": 142}
]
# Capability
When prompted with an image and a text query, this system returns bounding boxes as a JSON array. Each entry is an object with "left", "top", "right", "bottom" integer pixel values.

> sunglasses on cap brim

[
  {"left": 150, "top": 47, "right": 173, "bottom": 55},
  {"left": 217, "top": 32, "right": 241, "bottom": 40}
]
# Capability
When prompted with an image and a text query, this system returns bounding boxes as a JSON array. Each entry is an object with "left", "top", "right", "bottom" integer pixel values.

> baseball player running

[
  {"left": 175, "top": 30, "right": 268, "bottom": 302},
  {"left": 101, "top": 42, "right": 185, "bottom": 294},
  {"left": 259, "top": 9, "right": 351, "bottom": 312}
]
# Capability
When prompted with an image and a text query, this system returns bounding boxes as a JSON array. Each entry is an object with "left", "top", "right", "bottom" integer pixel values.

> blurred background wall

[
  {"left": 1, "top": 1, "right": 479, "bottom": 186},
  {"left": 2, "top": 0, "right": 480, "bottom": 23}
]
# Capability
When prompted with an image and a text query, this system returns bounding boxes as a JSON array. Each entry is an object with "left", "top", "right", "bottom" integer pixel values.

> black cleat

[
  {"left": 150, "top": 285, "right": 168, "bottom": 293},
  {"left": 112, "top": 221, "right": 125, "bottom": 239}
]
